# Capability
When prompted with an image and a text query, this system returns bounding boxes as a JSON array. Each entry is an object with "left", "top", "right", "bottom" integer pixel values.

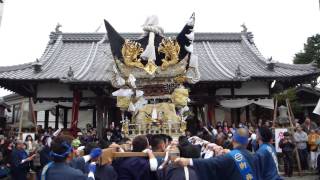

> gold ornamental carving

[
  {"left": 116, "top": 96, "right": 131, "bottom": 110},
  {"left": 143, "top": 59, "right": 158, "bottom": 75},
  {"left": 171, "top": 87, "right": 189, "bottom": 107},
  {"left": 174, "top": 75, "right": 187, "bottom": 84},
  {"left": 158, "top": 38, "right": 180, "bottom": 70},
  {"left": 121, "top": 40, "right": 145, "bottom": 69}
]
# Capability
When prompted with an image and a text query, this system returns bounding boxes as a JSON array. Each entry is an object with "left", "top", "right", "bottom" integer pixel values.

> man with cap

[
  {"left": 41, "top": 135, "right": 102, "bottom": 180},
  {"left": 174, "top": 128, "right": 257, "bottom": 180},
  {"left": 10, "top": 139, "right": 36, "bottom": 180},
  {"left": 255, "top": 126, "right": 282, "bottom": 180}
]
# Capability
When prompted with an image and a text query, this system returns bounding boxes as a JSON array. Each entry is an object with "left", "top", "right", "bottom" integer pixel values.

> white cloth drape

[
  {"left": 220, "top": 98, "right": 274, "bottom": 109},
  {"left": 313, "top": 98, "right": 320, "bottom": 115}
]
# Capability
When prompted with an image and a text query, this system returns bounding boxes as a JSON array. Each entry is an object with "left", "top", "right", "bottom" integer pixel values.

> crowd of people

[
  {"left": 0, "top": 117, "right": 318, "bottom": 180},
  {"left": 279, "top": 116, "right": 320, "bottom": 177}
]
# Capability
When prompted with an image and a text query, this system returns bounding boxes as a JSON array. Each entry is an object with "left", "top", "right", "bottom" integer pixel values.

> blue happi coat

[
  {"left": 192, "top": 147, "right": 257, "bottom": 180},
  {"left": 255, "top": 143, "right": 282, "bottom": 180}
]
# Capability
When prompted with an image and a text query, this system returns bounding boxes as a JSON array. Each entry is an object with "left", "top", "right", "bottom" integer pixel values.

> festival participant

[
  {"left": 10, "top": 140, "right": 36, "bottom": 180},
  {"left": 302, "top": 116, "right": 318, "bottom": 134},
  {"left": 82, "top": 142, "right": 118, "bottom": 180},
  {"left": 41, "top": 135, "right": 101, "bottom": 180},
  {"left": 24, "top": 135, "right": 37, "bottom": 154},
  {"left": 279, "top": 132, "right": 295, "bottom": 177},
  {"left": 113, "top": 135, "right": 158, "bottom": 180},
  {"left": 39, "top": 135, "right": 52, "bottom": 168},
  {"left": 255, "top": 126, "right": 282, "bottom": 180},
  {"left": 150, "top": 134, "right": 166, "bottom": 165},
  {"left": 174, "top": 128, "right": 257, "bottom": 180},
  {"left": 153, "top": 135, "right": 166, "bottom": 152},
  {"left": 308, "top": 129, "right": 320, "bottom": 169},
  {"left": 158, "top": 143, "right": 199, "bottom": 180},
  {"left": 294, "top": 125, "right": 309, "bottom": 170}
]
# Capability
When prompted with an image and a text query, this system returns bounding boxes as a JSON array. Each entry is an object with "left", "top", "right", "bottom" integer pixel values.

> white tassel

[
  {"left": 141, "top": 32, "right": 156, "bottom": 61},
  {"left": 128, "top": 102, "right": 136, "bottom": 112},
  {"left": 186, "top": 55, "right": 201, "bottom": 84},
  {"left": 112, "top": 89, "right": 133, "bottom": 97},
  {"left": 116, "top": 75, "right": 126, "bottom": 86},
  {"left": 185, "top": 44, "right": 193, "bottom": 53},
  {"left": 113, "top": 64, "right": 125, "bottom": 86},
  {"left": 134, "top": 97, "right": 148, "bottom": 110},
  {"left": 128, "top": 74, "right": 136, "bottom": 88},
  {"left": 135, "top": 90, "right": 144, "bottom": 97},
  {"left": 189, "top": 54, "right": 198, "bottom": 68},
  {"left": 185, "top": 31, "right": 194, "bottom": 41},
  {"left": 152, "top": 107, "right": 157, "bottom": 120}
]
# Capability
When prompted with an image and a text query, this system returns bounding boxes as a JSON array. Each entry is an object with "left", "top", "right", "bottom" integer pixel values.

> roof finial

[
  {"left": 32, "top": 58, "right": 42, "bottom": 73},
  {"left": 241, "top": 23, "right": 247, "bottom": 33},
  {"left": 67, "top": 66, "right": 74, "bottom": 79},
  {"left": 55, "top": 23, "right": 62, "bottom": 33},
  {"left": 235, "top": 65, "right": 242, "bottom": 77},
  {"left": 267, "top": 56, "right": 275, "bottom": 71}
]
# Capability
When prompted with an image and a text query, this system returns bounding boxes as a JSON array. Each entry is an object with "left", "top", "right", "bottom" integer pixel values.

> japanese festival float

[{"left": 104, "top": 13, "right": 200, "bottom": 137}]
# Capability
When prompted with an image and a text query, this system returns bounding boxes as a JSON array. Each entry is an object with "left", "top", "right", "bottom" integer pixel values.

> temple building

[{"left": 0, "top": 16, "right": 319, "bottom": 136}]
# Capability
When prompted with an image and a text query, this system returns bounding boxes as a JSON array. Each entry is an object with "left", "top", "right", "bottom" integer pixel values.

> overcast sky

[{"left": 0, "top": 0, "right": 319, "bottom": 96}]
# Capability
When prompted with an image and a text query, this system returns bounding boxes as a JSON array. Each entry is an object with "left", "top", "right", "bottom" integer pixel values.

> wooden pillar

[
  {"left": 96, "top": 97, "right": 104, "bottom": 139},
  {"left": 33, "top": 111, "right": 38, "bottom": 133},
  {"left": 103, "top": 105, "right": 109, "bottom": 129},
  {"left": 63, "top": 108, "right": 68, "bottom": 129},
  {"left": 12, "top": 105, "right": 15, "bottom": 123},
  {"left": 236, "top": 108, "right": 241, "bottom": 125},
  {"left": 55, "top": 106, "right": 59, "bottom": 129},
  {"left": 212, "top": 104, "right": 216, "bottom": 126},
  {"left": 92, "top": 108, "right": 96, "bottom": 128},
  {"left": 44, "top": 110, "right": 49, "bottom": 129},
  {"left": 246, "top": 106, "right": 250, "bottom": 122},
  {"left": 34, "top": 111, "right": 38, "bottom": 123}
]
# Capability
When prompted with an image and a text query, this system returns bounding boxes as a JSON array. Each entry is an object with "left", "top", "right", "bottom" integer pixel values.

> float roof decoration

[{"left": 104, "top": 14, "right": 198, "bottom": 87}]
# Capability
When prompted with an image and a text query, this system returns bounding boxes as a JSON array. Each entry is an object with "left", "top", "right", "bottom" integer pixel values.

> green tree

[
  {"left": 293, "top": 34, "right": 320, "bottom": 67},
  {"left": 274, "top": 88, "right": 302, "bottom": 115}
]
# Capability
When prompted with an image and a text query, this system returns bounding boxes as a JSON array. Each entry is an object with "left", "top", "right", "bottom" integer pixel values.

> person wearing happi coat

[
  {"left": 174, "top": 128, "right": 258, "bottom": 180},
  {"left": 10, "top": 140, "right": 36, "bottom": 180},
  {"left": 255, "top": 126, "right": 282, "bottom": 180},
  {"left": 112, "top": 135, "right": 158, "bottom": 180},
  {"left": 40, "top": 135, "right": 102, "bottom": 180},
  {"left": 73, "top": 142, "right": 118, "bottom": 180},
  {"left": 157, "top": 137, "right": 199, "bottom": 180}
]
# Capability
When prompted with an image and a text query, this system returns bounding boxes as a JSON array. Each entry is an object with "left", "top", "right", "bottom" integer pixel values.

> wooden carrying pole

[
  {"left": 286, "top": 99, "right": 302, "bottom": 175},
  {"left": 98, "top": 148, "right": 166, "bottom": 165}
]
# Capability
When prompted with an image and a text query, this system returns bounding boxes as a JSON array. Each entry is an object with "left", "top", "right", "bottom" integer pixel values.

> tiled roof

[{"left": 0, "top": 32, "right": 318, "bottom": 83}]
